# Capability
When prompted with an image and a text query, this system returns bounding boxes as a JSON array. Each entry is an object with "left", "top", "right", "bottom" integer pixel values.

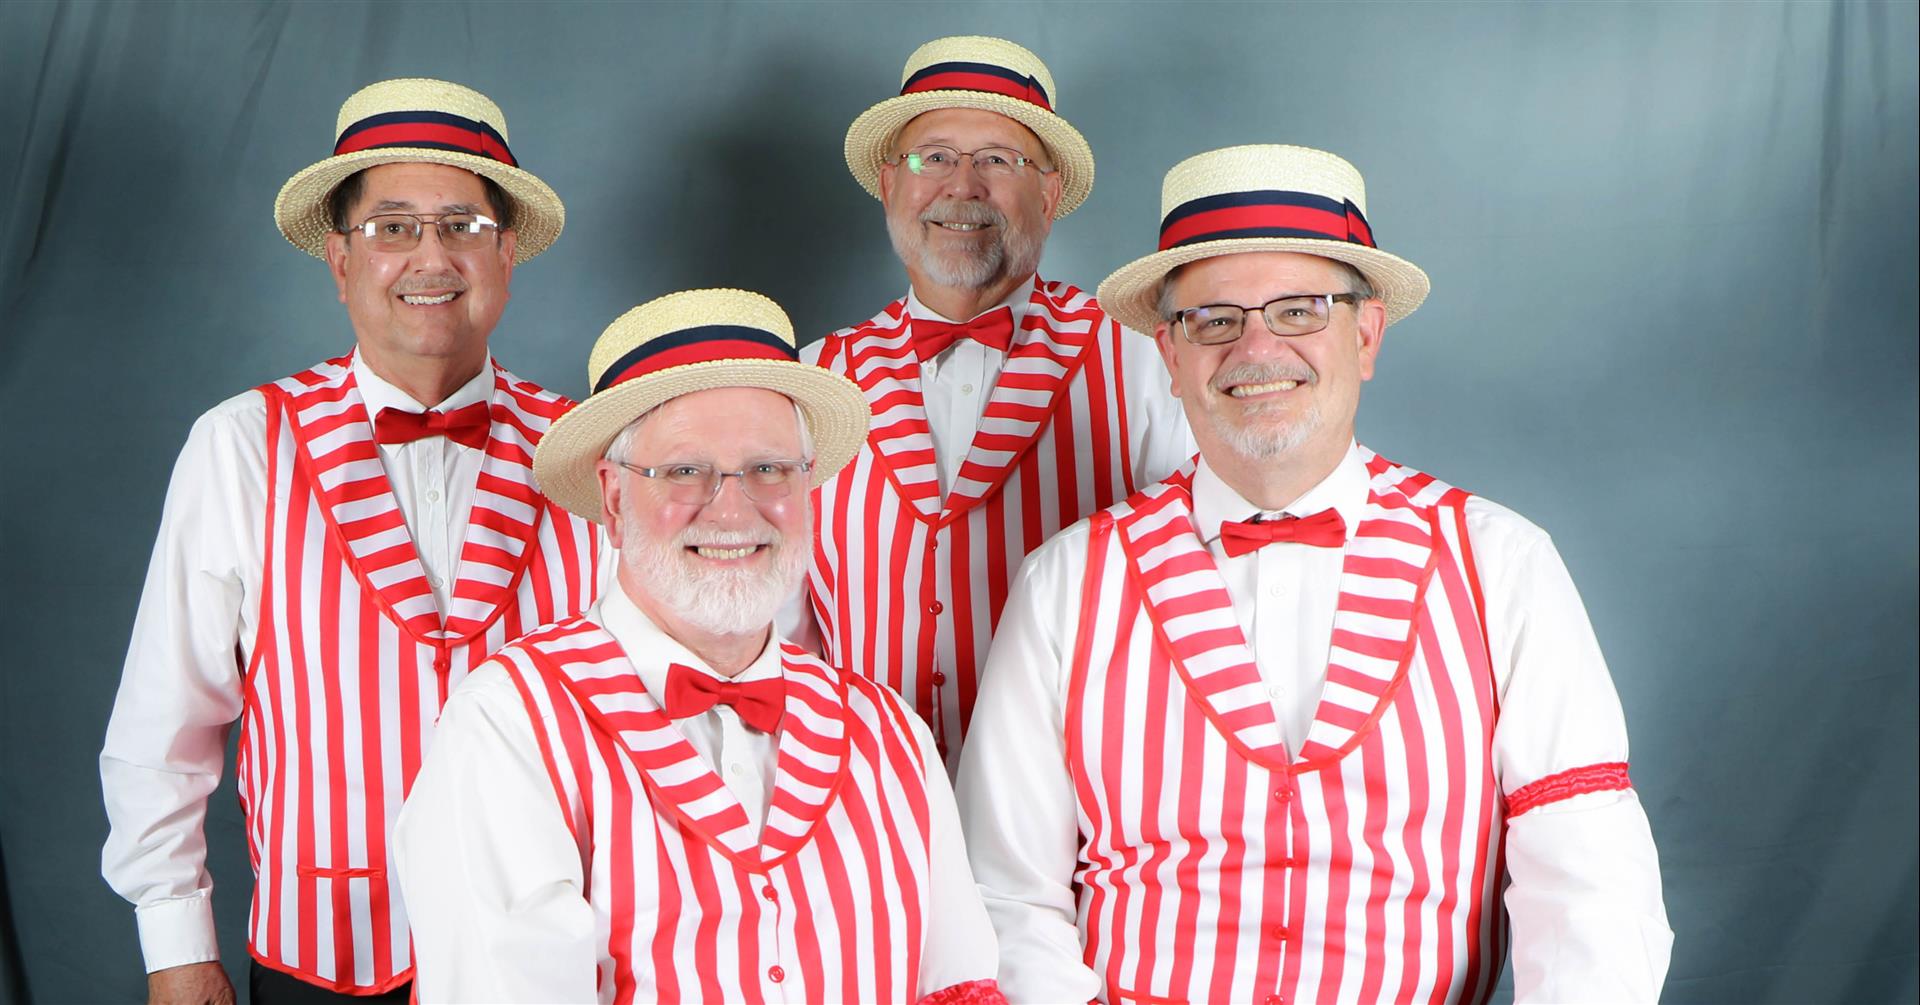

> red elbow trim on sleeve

[
  {"left": 918, "top": 978, "right": 1009, "bottom": 1005},
  {"left": 1507, "top": 761, "right": 1633, "bottom": 818}
]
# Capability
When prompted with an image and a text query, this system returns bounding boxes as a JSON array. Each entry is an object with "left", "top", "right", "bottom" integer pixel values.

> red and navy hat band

[
  {"left": 901, "top": 61, "right": 1053, "bottom": 111},
  {"left": 1158, "top": 190, "right": 1376, "bottom": 251},
  {"left": 333, "top": 110, "right": 519, "bottom": 167},
  {"left": 594, "top": 326, "right": 797, "bottom": 394}
]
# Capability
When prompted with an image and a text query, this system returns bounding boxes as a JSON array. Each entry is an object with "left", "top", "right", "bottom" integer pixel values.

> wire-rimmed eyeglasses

[
  {"left": 341, "top": 212, "right": 502, "bottom": 253},
  {"left": 614, "top": 459, "right": 814, "bottom": 505}
]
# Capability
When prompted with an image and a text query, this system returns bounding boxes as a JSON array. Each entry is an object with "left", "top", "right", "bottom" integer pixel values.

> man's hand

[{"left": 147, "top": 961, "right": 234, "bottom": 1005}]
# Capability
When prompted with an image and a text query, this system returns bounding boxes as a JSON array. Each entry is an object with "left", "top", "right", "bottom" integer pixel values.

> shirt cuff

[{"left": 135, "top": 891, "right": 220, "bottom": 972}]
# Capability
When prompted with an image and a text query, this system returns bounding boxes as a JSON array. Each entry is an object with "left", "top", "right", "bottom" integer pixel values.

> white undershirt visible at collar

[
  {"left": 595, "top": 580, "right": 783, "bottom": 837},
  {"left": 905, "top": 277, "right": 1036, "bottom": 497},
  {"left": 1188, "top": 443, "right": 1370, "bottom": 750},
  {"left": 352, "top": 353, "right": 494, "bottom": 615}
]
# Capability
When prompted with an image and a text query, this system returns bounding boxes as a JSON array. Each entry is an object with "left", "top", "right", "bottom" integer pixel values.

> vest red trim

[
  {"left": 807, "top": 276, "right": 1157, "bottom": 760},
  {"left": 235, "top": 354, "right": 600, "bottom": 991},
  {"left": 501, "top": 618, "right": 940, "bottom": 1003},
  {"left": 1064, "top": 450, "right": 1512, "bottom": 1004}
]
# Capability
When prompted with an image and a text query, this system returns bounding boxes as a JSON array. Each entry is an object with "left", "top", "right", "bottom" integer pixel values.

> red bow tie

[
  {"left": 371, "top": 401, "right": 491, "bottom": 450},
  {"left": 910, "top": 306, "right": 1015, "bottom": 361},
  {"left": 1218, "top": 508, "right": 1348, "bottom": 557},
  {"left": 661, "top": 663, "right": 786, "bottom": 733}
]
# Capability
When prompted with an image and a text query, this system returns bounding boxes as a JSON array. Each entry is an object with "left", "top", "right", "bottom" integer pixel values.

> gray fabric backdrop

[{"left": 1, "top": 1, "right": 1914, "bottom": 1001}]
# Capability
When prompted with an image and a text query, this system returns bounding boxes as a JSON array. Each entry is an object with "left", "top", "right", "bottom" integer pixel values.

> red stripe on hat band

[
  {"left": 599, "top": 340, "right": 793, "bottom": 392},
  {"left": 334, "top": 122, "right": 518, "bottom": 166},
  {"left": 901, "top": 71, "right": 1053, "bottom": 111},
  {"left": 1158, "top": 203, "right": 1371, "bottom": 251}
]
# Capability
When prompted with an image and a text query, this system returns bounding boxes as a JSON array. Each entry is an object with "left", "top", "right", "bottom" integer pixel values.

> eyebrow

[{"left": 368, "top": 199, "right": 485, "bottom": 214}]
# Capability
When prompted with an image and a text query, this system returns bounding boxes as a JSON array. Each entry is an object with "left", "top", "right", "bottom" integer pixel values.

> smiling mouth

[
  {"left": 689, "top": 544, "right": 766, "bottom": 561},
  {"left": 399, "top": 292, "right": 461, "bottom": 306},
  {"left": 1227, "top": 379, "right": 1302, "bottom": 397},
  {"left": 930, "top": 221, "right": 990, "bottom": 233}
]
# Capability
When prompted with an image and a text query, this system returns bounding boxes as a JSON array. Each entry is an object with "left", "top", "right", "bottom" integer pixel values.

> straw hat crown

[
  {"left": 533, "top": 289, "right": 871, "bottom": 522},
  {"left": 1096, "top": 144, "right": 1430, "bottom": 334},
  {"left": 844, "top": 35, "right": 1095, "bottom": 216},
  {"left": 274, "top": 77, "right": 565, "bottom": 263}
]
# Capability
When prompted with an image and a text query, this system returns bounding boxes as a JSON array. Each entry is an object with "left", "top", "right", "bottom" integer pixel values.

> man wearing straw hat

[
  {"left": 956, "top": 145, "right": 1672, "bottom": 1003},
  {"left": 803, "top": 35, "right": 1191, "bottom": 766},
  {"left": 392, "top": 289, "right": 1003, "bottom": 1003},
  {"left": 100, "top": 79, "right": 602, "bottom": 1003}
]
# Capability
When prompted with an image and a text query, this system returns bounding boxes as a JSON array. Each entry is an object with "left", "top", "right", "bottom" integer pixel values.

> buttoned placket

[{"left": 416, "top": 438, "right": 450, "bottom": 610}]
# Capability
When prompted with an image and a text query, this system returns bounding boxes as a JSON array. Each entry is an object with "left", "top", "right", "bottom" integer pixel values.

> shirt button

[
  {"left": 923, "top": 362, "right": 938, "bottom": 378},
  {"left": 426, "top": 489, "right": 440, "bottom": 503},
  {"left": 961, "top": 383, "right": 975, "bottom": 394},
  {"left": 728, "top": 762, "right": 744, "bottom": 777},
  {"left": 767, "top": 965, "right": 785, "bottom": 983},
  {"left": 927, "top": 600, "right": 944, "bottom": 615},
  {"left": 1267, "top": 583, "right": 1283, "bottom": 598},
  {"left": 427, "top": 575, "right": 443, "bottom": 589},
  {"left": 1267, "top": 685, "right": 1285, "bottom": 699},
  {"left": 931, "top": 671, "right": 947, "bottom": 687}
]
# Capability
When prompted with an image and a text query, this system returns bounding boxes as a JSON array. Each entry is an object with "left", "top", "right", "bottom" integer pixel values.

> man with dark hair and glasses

[
  {"left": 393, "top": 290, "right": 1002, "bottom": 1003},
  {"left": 956, "top": 145, "right": 1672, "bottom": 1003},
  {"left": 797, "top": 35, "right": 1190, "bottom": 773},
  {"left": 100, "top": 79, "right": 602, "bottom": 1004}
]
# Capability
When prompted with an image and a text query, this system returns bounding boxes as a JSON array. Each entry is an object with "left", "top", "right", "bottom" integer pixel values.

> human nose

[
  {"left": 408, "top": 222, "right": 455, "bottom": 267},
  {"left": 1230, "top": 310, "right": 1302, "bottom": 360},
  {"left": 698, "top": 470, "right": 759, "bottom": 519},
  {"left": 939, "top": 157, "right": 991, "bottom": 197}
]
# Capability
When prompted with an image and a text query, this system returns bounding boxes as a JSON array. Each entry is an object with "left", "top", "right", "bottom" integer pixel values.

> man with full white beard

[
  {"left": 394, "top": 289, "right": 1004, "bottom": 1004},
  {"left": 957, "top": 146, "right": 1672, "bottom": 1004},
  {"left": 798, "top": 35, "right": 1191, "bottom": 768}
]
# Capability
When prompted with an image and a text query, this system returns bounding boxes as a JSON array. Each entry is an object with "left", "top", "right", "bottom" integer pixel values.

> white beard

[
  {"left": 621, "top": 521, "right": 808, "bottom": 638},
  {"left": 1202, "top": 362, "right": 1324, "bottom": 461},
  {"left": 887, "top": 198, "right": 1045, "bottom": 291}
]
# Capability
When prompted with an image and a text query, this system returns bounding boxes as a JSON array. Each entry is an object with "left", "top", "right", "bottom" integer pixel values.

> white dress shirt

[
  {"left": 99, "top": 355, "right": 496, "bottom": 973},
  {"left": 903, "top": 283, "right": 1029, "bottom": 497},
  {"left": 955, "top": 444, "right": 1673, "bottom": 1004},
  {"left": 394, "top": 583, "right": 999, "bottom": 1002}
]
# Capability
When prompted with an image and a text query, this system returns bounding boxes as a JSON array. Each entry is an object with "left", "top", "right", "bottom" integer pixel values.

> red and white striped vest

[
  {"left": 804, "top": 277, "right": 1174, "bottom": 762},
  {"left": 1066, "top": 451, "right": 1514, "bottom": 1005},
  {"left": 237, "top": 355, "right": 601, "bottom": 993},
  {"left": 497, "top": 619, "right": 939, "bottom": 1004}
]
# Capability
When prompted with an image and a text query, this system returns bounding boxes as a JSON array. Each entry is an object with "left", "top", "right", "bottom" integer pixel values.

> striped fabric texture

[
  {"left": 804, "top": 277, "right": 1165, "bottom": 762},
  {"left": 500, "top": 619, "right": 939, "bottom": 1004},
  {"left": 238, "top": 356, "right": 601, "bottom": 992},
  {"left": 1063, "top": 451, "right": 1528, "bottom": 1005}
]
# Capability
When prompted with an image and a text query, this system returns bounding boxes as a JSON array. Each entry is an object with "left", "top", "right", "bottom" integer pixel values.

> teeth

[
  {"left": 936, "top": 222, "right": 984, "bottom": 231},
  {"left": 401, "top": 292, "right": 458, "bottom": 305},
  {"left": 1229, "top": 380, "right": 1300, "bottom": 397},
  {"left": 694, "top": 546, "right": 757, "bottom": 560}
]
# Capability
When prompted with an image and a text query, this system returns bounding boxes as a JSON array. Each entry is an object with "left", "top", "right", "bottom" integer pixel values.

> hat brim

[
  {"left": 273, "top": 147, "right": 565, "bottom": 264},
  {"left": 1096, "top": 238, "right": 1432, "bottom": 335},
  {"left": 532, "top": 360, "right": 873, "bottom": 523},
  {"left": 844, "top": 90, "right": 1094, "bottom": 216}
]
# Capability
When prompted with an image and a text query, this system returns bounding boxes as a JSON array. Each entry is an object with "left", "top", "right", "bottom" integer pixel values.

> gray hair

[
  {"left": 1154, "top": 257, "right": 1379, "bottom": 323},
  {"left": 602, "top": 397, "right": 814, "bottom": 465}
]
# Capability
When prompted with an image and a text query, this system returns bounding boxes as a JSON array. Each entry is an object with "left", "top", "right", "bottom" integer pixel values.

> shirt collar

[
  {"left": 904, "top": 274, "right": 1036, "bottom": 326},
  {"left": 352, "top": 351, "right": 494, "bottom": 416},
  {"left": 1190, "top": 442, "right": 1370, "bottom": 547},
  {"left": 593, "top": 577, "right": 784, "bottom": 699}
]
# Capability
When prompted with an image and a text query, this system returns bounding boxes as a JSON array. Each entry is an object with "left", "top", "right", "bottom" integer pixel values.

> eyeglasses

[
  {"left": 342, "top": 212, "right": 502, "bottom": 252},
  {"left": 615, "top": 459, "right": 814, "bottom": 505},
  {"left": 1173, "top": 293, "right": 1362, "bottom": 346},
  {"left": 890, "top": 144, "right": 1051, "bottom": 181}
]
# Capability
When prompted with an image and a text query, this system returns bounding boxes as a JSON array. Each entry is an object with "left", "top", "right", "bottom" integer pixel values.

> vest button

[
  {"left": 931, "top": 671, "right": 947, "bottom": 687},
  {"left": 767, "top": 965, "right": 785, "bottom": 983},
  {"left": 1273, "top": 788, "right": 1291, "bottom": 803},
  {"left": 927, "top": 600, "right": 944, "bottom": 614},
  {"left": 1264, "top": 995, "right": 1284, "bottom": 1005},
  {"left": 761, "top": 885, "right": 778, "bottom": 902}
]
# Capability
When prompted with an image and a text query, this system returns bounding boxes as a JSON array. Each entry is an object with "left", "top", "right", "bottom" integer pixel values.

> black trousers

[{"left": 248, "top": 961, "right": 410, "bottom": 1005}]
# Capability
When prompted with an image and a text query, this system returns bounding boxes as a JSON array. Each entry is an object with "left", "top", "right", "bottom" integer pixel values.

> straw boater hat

[
  {"left": 533, "top": 289, "right": 871, "bottom": 522},
  {"left": 1096, "top": 145, "right": 1431, "bottom": 334},
  {"left": 844, "top": 35, "right": 1095, "bottom": 216},
  {"left": 274, "top": 77, "right": 565, "bottom": 263}
]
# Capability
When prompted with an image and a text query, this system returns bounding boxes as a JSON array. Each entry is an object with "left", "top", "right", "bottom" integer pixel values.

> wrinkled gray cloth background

[{"left": 1, "top": 1, "right": 1914, "bottom": 1001}]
